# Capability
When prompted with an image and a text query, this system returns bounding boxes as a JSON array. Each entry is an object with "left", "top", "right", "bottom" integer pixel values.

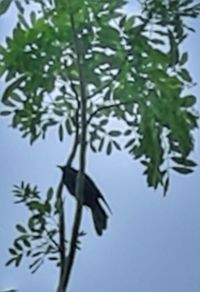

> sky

[{"left": 0, "top": 1, "right": 200, "bottom": 292}]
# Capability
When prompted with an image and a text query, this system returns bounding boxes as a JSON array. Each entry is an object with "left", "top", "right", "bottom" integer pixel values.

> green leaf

[
  {"left": 10, "top": 92, "right": 22, "bottom": 102},
  {"left": 9, "top": 248, "right": 17, "bottom": 255},
  {"left": 0, "top": 63, "right": 5, "bottom": 77},
  {"left": 132, "top": 145, "right": 144, "bottom": 159},
  {"left": 45, "top": 119, "right": 58, "bottom": 126},
  {"left": 0, "top": 0, "right": 12, "bottom": 16},
  {"left": 0, "top": 110, "right": 12, "bottom": 116},
  {"left": 180, "top": 95, "right": 196, "bottom": 107},
  {"left": 104, "top": 89, "right": 111, "bottom": 101},
  {"left": 29, "top": 257, "right": 42, "bottom": 272},
  {"left": 0, "top": 43, "right": 7, "bottom": 54},
  {"left": 44, "top": 201, "right": 51, "bottom": 213},
  {"left": 3, "top": 99, "right": 16, "bottom": 108},
  {"left": 65, "top": 119, "right": 73, "bottom": 135},
  {"left": 172, "top": 157, "right": 197, "bottom": 167},
  {"left": 28, "top": 201, "right": 45, "bottom": 212},
  {"left": 5, "top": 68, "right": 15, "bottom": 82},
  {"left": 98, "top": 137, "right": 105, "bottom": 152},
  {"left": 100, "top": 119, "right": 108, "bottom": 126},
  {"left": 1, "top": 75, "right": 26, "bottom": 104},
  {"left": 30, "top": 11, "right": 36, "bottom": 25},
  {"left": 16, "top": 224, "right": 26, "bottom": 233},
  {"left": 18, "top": 14, "right": 30, "bottom": 29},
  {"left": 15, "top": 0, "right": 24, "bottom": 14},
  {"left": 112, "top": 140, "right": 121, "bottom": 150},
  {"left": 99, "top": 26, "right": 120, "bottom": 45},
  {"left": 30, "top": 132, "right": 40, "bottom": 145},
  {"left": 53, "top": 109, "right": 64, "bottom": 116},
  {"left": 15, "top": 253, "right": 23, "bottom": 267},
  {"left": 168, "top": 29, "right": 179, "bottom": 66},
  {"left": 179, "top": 68, "right": 192, "bottom": 82},
  {"left": 14, "top": 240, "right": 23, "bottom": 251},
  {"left": 27, "top": 219, "right": 35, "bottom": 232},
  {"left": 124, "top": 15, "right": 135, "bottom": 31},
  {"left": 124, "top": 138, "right": 135, "bottom": 149},
  {"left": 180, "top": 52, "right": 188, "bottom": 66},
  {"left": 12, "top": 111, "right": 21, "bottom": 128},
  {"left": 163, "top": 176, "right": 169, "bottom": 196},
  {"left": 186, "top": 112, "right": 198, "bottom": 128},
  {"left": 22, "top": 238, "right": 31, "bottom": 248},
  {"left": 46, "top": 187, "right": 53, "bottom": 201},
  {"left": 119, "top": 15, "right": 126, "bottom": 28},
  {"left": 48, "top": 256, "right": 58, "bottom": 261},
  {"left": 108, "top": 130, "right": 121, "bottom": 137},
  {"left": 26, "top": 249, "right": 31, "bottom": 256},
  {"left": 106, "top": 141, "right": 112, "bottom": 155},
  {"left": 150, "top": 38, "right": 165, "bottom": 45},
  {"left": 58, "top": 124, "right": 63, "bottom": 141},
  {"left": 90, "top": 141, "right": 97, "bottom": 153},
  {"left": 124, "top": 129, "right": 132, "bottom": 136},
  {"left": 5, "top": 257, "right": 16, "bottom": 267},
  {"left": 172, "top": 166, "right": 193, "bottom": 174},
  {"left": 31, "top": 251, "right": 43, "bottom": 258}
]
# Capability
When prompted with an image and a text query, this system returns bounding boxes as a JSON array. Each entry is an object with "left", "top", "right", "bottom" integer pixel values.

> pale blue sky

[{"left": 0, "top": 2, "right": 200, "bottom": 292}]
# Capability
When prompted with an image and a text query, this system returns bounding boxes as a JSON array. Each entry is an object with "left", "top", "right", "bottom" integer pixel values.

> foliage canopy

[{"left": 0, "top": 0, "right": 199, "bottom": 289}]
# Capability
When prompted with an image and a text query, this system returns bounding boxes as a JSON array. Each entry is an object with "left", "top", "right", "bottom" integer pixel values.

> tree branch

[
  {"left": 56, "top": 80, "right": 80, "bottom": 290},
  {"left": 55, "top": 179, "right": 65, "bottom": 286},
  {"left": 57, "top": 1, "right": 88, "bottom": 291},
  {"left": 87, "top": 99, "right": 136, "bottom": 124}
]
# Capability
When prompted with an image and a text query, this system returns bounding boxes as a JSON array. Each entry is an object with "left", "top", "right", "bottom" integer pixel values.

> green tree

[{"left": 0, "top": 0, "right": 199, "bottom": 291}]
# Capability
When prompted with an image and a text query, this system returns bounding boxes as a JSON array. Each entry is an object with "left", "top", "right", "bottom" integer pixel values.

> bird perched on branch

[{"left": 58, "top": 165, "right": 112, "bottom": 236}]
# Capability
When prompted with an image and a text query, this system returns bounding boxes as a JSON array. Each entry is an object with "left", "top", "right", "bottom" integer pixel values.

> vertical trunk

[{"left": 57, "top": 0, "right": 87, "bottom": 290}]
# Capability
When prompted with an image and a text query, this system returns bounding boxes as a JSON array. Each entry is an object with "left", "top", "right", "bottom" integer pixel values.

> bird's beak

[{"left": 57, "top": 165, "right": 63, "bottom": 171}]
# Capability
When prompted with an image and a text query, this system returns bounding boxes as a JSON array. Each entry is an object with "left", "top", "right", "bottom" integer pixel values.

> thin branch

[
  {"left": 57, "top": 94, "right": 80, "bottom": 287},
  {"left": 87, "top": 99, "right": 136, "bottom": 124},
  {"left": 45, "top": 229, "right": 61, "bottom": 251},
  {"left": 56, "top": 114, "right": 80, "bottom": 291},
  {"left": 56, "top": 82, "right": 81, "bottom": 288},
  {"left": 66, "top": 109, "right": 80, "bottom": 167},
  {"left": 56, "top": 180, "right": 65, "bottom": 285}
]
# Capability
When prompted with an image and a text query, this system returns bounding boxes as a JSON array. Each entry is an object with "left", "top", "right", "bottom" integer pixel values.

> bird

[{"left": 58, "top": 165, "right": 112, "bottom": 236}]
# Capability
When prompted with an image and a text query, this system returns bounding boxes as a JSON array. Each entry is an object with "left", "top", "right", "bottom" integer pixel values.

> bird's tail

[{"left": 91, "top": 200, "right": 108, "bottom": 236}]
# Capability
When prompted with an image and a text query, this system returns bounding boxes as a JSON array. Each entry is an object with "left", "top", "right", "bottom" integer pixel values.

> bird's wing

[
  {"left": 85, "top": 173, "right": 112, "bottom": 214},
  {"left": 98, "top": 194, "right": 112, "bottom": 215}
]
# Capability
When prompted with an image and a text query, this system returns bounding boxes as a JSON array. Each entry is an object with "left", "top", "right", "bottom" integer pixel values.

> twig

[
  {"left": 45, "top": 229, "right": 61, "bottom": 251},
  {"left": 87, "top": 99, "right": 136, "bottom": 124}
]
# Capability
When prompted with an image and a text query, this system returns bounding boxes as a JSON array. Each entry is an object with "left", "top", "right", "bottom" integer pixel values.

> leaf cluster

[
  {"left": 6, "top": 183, "right": 61, "bottom": 273},
  {"left": 0, "top": 0, "right": 199, "bottom": 191}
]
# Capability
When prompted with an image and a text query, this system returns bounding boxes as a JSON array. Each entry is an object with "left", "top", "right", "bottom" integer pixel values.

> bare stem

[
  {"left": 56, "top": 180, "right": 65, "bottom": 286},
  {"left": 56, "top": 73, "right": 80, "bottom": 292}
]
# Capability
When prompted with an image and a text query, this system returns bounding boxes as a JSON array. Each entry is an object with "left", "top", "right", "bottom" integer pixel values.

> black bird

[{"left": 58, "top": 165, "right": 112, "bottom": 236}]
